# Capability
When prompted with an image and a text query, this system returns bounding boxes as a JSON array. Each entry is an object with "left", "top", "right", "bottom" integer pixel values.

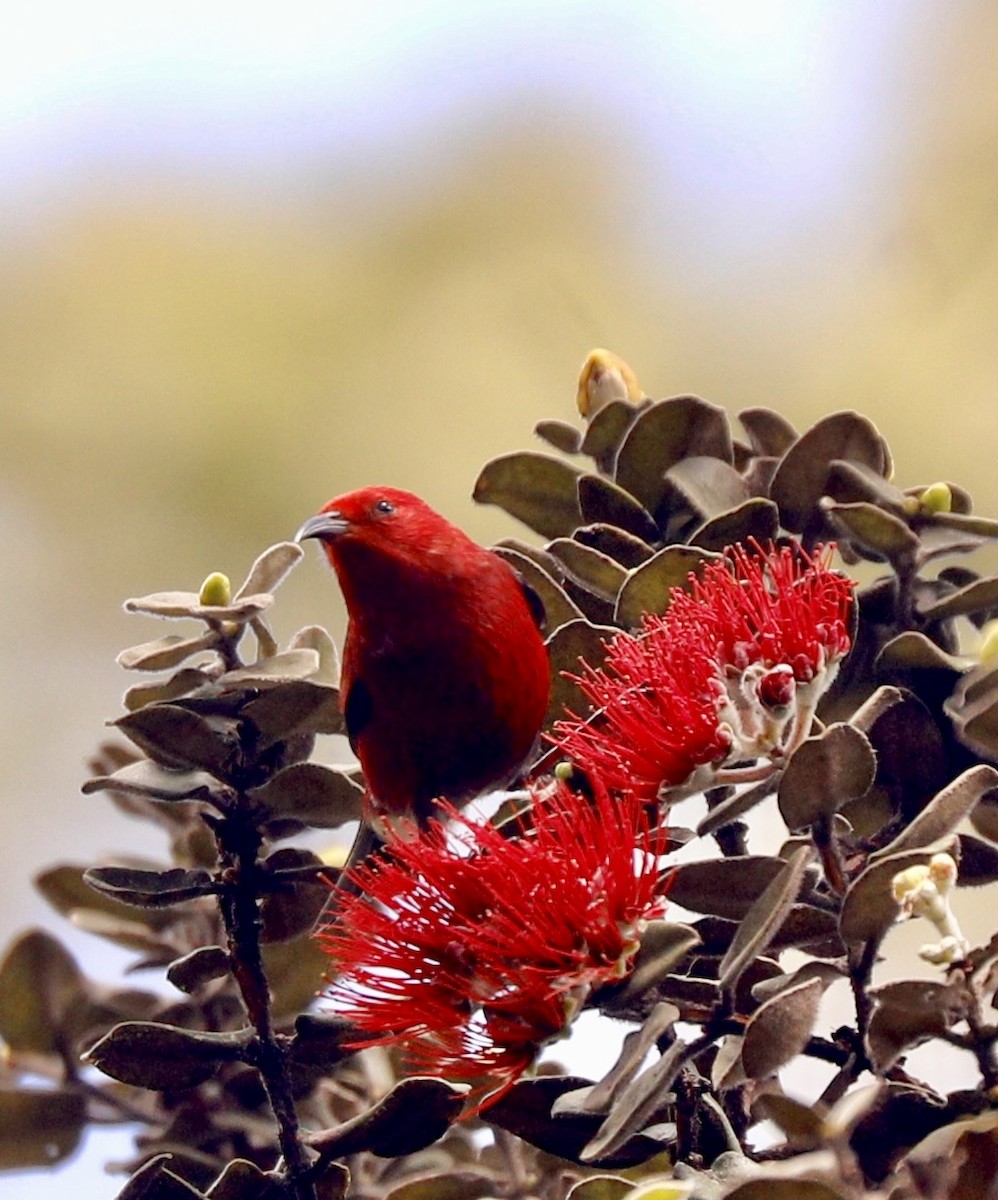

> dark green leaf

[
  {"left": 535, "top": 418, "right": 584, "bottom": 455},
  {"left": 559, "top": 1004, "right": 679, "bottom": 1115},
  {"left": 242, "top": 680, "right": 343, "bottom": 742},
  {"left": 0, "top": 1089, "right": 86, "bottom": 1169},
  {"left": 615, "top": 395, "right": 733, "bottom": 514},
  {"left": 777, "top": 724, "right": 876, "bottom": 830},
  {"left": 264, "top": 935, "right": 331, "bottom": 1020},
  {"left": 112, "top": 1154, "right": 209, "bottom": 1199},
  {"left": 563, "top": 576, "right": 617, "bottom": 625},
  {"left": 926, "top": 511, "right": 998, "bottom": 539},
  {"left": 870, "top": 765, "right": 998, "bottom": 862},
  {"left": 919, "top": 574, "right": 998, "bottom": 623},
  {"left": 956, "top": 833, "right": 998, "bottom": 886},
  {"left": 577, "top": 474, "right": 660, "bottom": 542},
  {"left": 0, "top": 929, "right": 84, "bottom": 1055},
  {"left": 825, "top": 459, "right": 909, "bottom": 510},
  {"left": 839, "top": 845, "right": 955, "bottom": 945},
  {"left": 690, "top": 497, "right": 780, "bottom": 553},
  {"left": 543, "top": 619, "right": 615, "bottom": 730},
  {"left": 697, "top": 776, "right": 776, "bottom": 837},
  {"left": 752, "top": 1093, "right": 824, "bottom": 1143},
  {"left": 260, "top": 848, "right": 330, "bottom": 942},
  {"left": 770, "top": 410, "right": 890, "bottom": 533},
  {"left": 486, "top": 1075, "right": 669, "bottom": 1168},
  {"left": 204, "top": 1159, "right": 288, "bottom": 1200},
  {"left": 82, "top": 759, "right": 226, "bottom": 804},
  {"left": 574, "top": 524, "right": 655, "bottom": 569},
  {"left": 548, "top": 538, "right": 627, "bottom": 601},
  {"left": 580, "top": 399, "right": 643, "bottom": 462},
  {"left": 36, "top": 864, "right": 180, "bottom": 931},
  {"left": 667, "top": 856, "right": 787, "bottom": 920},
  {"left": 290, "top": 1013, "right": 355, "bottom": 1074},
  {"left": 86, "top": 1021, "right": 250, "bottom": 1089},
  {"left": 248, "top": 762, "right": 363, "bottom": 828},
  {"left": 717, "top": 847, "right": 811, "bottom": 992},
  {"left": 867, "top": 978, "right": 969, "bottom": 1071},
  {"left": 614, "top": 545, "right": 716, "bottom": 628},
  {"left": 166, "top": 946, "right": 230, "bottom": 994},
  {"left": 305, "top": 1077, "right": 466, "bottom": 1158},
  {"left": 602, "top": 923, "right": 700, "bottom": 1007},
  {"left": 916, "top": 521, "right": 987, "bottom": 562},
  {"left": 115, "top": 706, "right": 238, "bottom": 775},
  {"left": 739, "top": 407, "right": 798, "bottom": 457},
  {"left": 581, "top": 1038, "right": 688, "bottom": 1163},
  {"left": 659, "top": 456, "right": 749, "bottom": 521},
  {"left": 825, "top": 501, "right": 919, "bottom": 561},
  {"left": 653, "top": 973, "right": 722, "bottom": 1016},
  {"left": 970, "top": 786, "right": 998, "bottom": 844},
  {"left": 876, "top": 631, "right": 968, "bottom": 673},
  {"left": 473, "top": 451, "right": 583, "bottom": 539},
  {"left": 751, "top": 960, "right": 845, "bottom": 1004},
  {"left": 947, "top": 663, "right": 998, "bottom": 762},
  {"left": 67, "top": 912, "right": 179, "bottom": 961},
  {"left": 850, "top": 686, "right": 948, "bottom": 818},
  {"left": 740, "top": 977, "right": 824, "bottom": 1080},
  {"left": 84, "top": 866, "right": 215, "bottom": 908}
]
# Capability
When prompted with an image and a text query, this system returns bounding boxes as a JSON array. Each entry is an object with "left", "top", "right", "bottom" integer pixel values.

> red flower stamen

[
  {"left": 552, "top": 540, "right": 855, "bottom": 796},
  {"left": 671, "top": 540, "right": 854, "bottom": 683},
  {"left": 319, "top": 781, "right": 669, "bottom": 1099},
  {"left": 554, "top": 629, "right": 733, "bottom": 802}
]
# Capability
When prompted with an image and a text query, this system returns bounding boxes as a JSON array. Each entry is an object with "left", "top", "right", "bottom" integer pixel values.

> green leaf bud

[
  {"left": 919, "top": 482, "right": 953, "bottom": 515},
  {"left": 199, "top": 572, "right": 232, "bottom": 607}
]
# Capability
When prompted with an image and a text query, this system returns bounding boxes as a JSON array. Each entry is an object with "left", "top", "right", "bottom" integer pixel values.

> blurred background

[{"left": 3, "top": 1, "right": 998, "bottom": 1193}]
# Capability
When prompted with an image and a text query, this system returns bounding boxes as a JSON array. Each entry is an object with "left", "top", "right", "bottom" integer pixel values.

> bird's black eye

[{"left": 374, "top": 499, "right": 396, "bottom": 516}]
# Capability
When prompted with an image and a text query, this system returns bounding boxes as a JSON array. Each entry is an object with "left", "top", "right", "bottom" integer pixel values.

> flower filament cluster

[
  {"left": 321, "top": 781, "right": 669, "bottom": 1100},
  {"left": 555, "top": 540, "right": 855, "bottom": 802}
]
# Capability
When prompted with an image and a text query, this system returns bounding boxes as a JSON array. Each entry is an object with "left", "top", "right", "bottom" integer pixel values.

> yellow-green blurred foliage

[{"left": 3, "top": 7, "right": 998, "bottom": 957}]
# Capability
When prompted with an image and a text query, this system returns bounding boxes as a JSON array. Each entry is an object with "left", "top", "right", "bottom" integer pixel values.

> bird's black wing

[
  {"left": 518, "top": 576, "right": 547, "bottom": 634},
  {"left": 343, "top": 676, "right": 374, "bottom": 755}
]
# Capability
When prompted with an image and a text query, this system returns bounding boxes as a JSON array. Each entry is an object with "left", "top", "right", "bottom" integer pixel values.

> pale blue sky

[{"left": 0, "top": 0, "right": 923, "bottom": 266}]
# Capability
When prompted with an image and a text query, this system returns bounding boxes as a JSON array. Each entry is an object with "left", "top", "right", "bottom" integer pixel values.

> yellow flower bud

[
  {"left": 890, "top": 863, "right": 929, "bottom": 904},
  {"left": 927, "top": 851, "right": 958, "bottom": 893},
  {"left": 919, "top": 482, "right": 953, "bottom": 515},
  {"left": 576, "top": 348, "right": 643, "bottom": 419},
  {"left": 199, "top": 572, "right": 232, "bottom": 607}
]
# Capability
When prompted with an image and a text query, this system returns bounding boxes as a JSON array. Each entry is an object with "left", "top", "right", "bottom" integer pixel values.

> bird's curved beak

[{"left": 295, "top": 511, "right": 350, "bottom": 544}]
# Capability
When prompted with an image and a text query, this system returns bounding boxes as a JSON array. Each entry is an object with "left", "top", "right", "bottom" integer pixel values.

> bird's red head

[
  {"left": 295, "top": 486, "right": 485, "bottom": 596},
  {"left": 297, "top": 486, "right": 427, "bottom": 547}
]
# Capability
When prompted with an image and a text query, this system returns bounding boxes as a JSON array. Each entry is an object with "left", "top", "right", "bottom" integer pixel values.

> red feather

[{"left": 298, "top": 487, "right": 550, "bottom": 826}]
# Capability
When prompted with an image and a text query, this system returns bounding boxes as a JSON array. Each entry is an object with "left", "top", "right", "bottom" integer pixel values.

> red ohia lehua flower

[
  {"left": 319, "top": 780, "right": 670, "bottom": 1101},
  {"left": 554, "top": 540, "right": 855, "bottom": 801}
]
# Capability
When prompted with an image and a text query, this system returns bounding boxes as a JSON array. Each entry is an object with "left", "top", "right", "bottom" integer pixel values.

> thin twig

[{"left": 215, "top": 811, "right": 317, "bottom": 1200}]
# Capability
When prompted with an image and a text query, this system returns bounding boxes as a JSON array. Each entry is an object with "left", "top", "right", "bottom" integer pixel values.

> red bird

[{"left": 296, "top": 487, "right": 550, "bottom": 836}]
